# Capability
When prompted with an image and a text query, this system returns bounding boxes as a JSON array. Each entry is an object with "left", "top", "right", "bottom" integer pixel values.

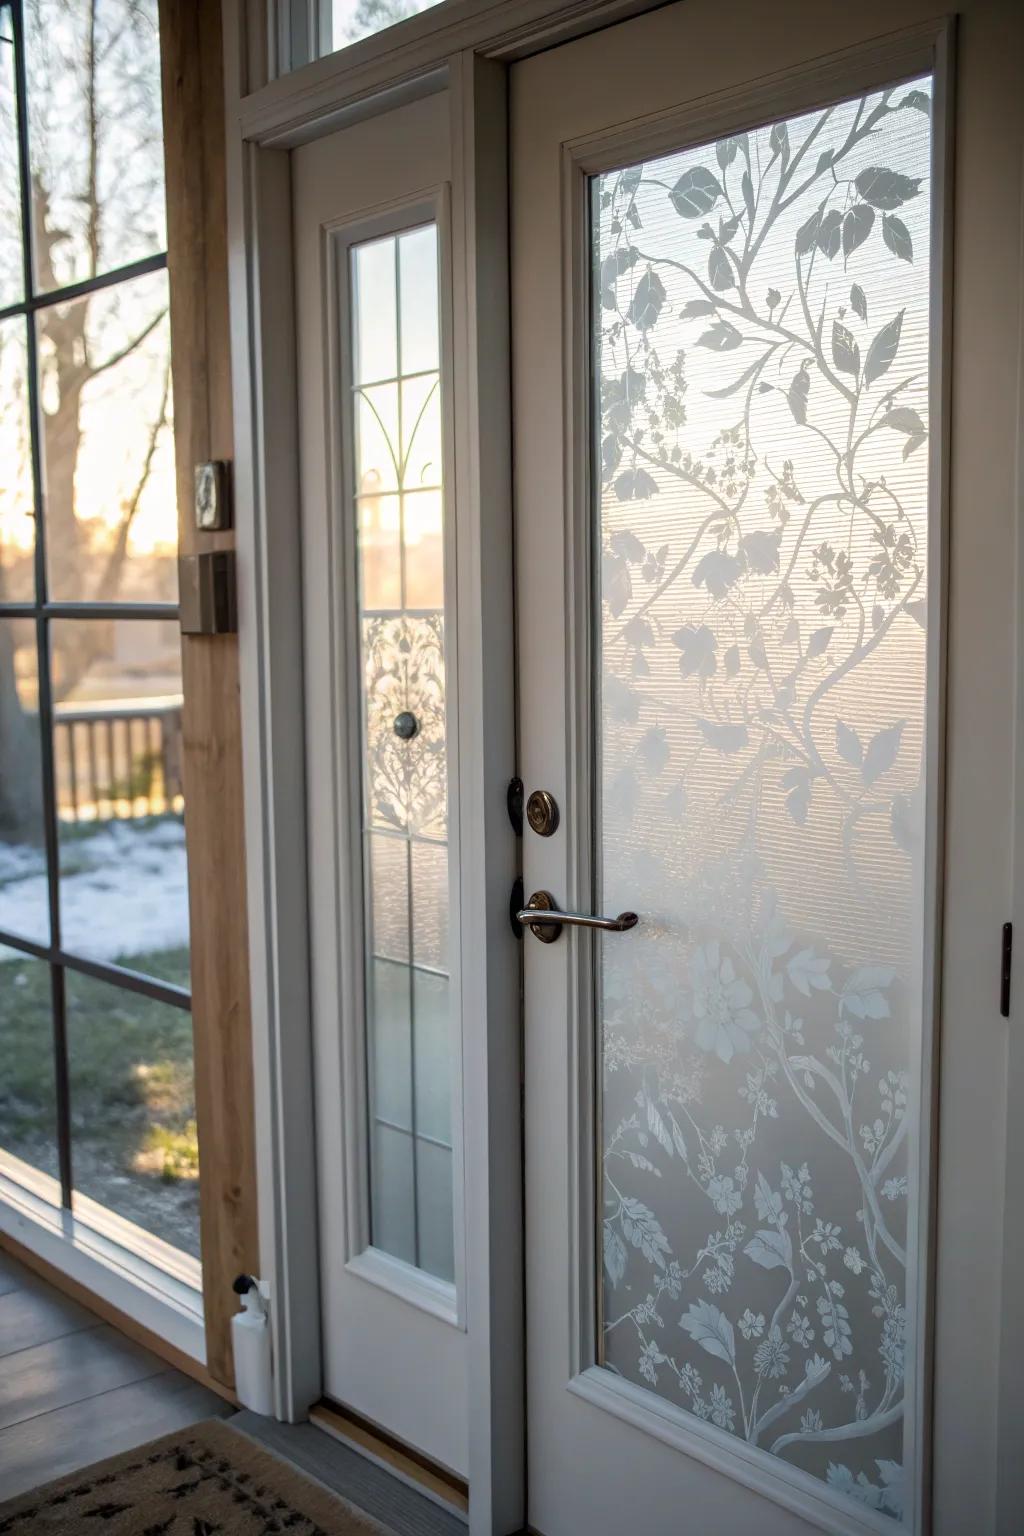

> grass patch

[{"left": 0, "top": 945, "right": 200, "bottom": 1256}]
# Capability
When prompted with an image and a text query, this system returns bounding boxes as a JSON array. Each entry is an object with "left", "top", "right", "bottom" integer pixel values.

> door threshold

[
  {"left": 310, "top": 1399, "right": 468, "bottom": 1520},
  {"left": 231, "top": 1409, "right": 467, "bottom": 1536}
]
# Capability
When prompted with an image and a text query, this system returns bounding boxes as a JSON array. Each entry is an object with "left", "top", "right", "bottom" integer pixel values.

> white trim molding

[
  {"left": 223, "top": 11, "right": 323, "bottom": 1414},
  {"left": 0, "top": 1158, "right": 205, "bottom": 1363},
  {"left": 248, "top": 0, "right": 668, "bottom": 138}
]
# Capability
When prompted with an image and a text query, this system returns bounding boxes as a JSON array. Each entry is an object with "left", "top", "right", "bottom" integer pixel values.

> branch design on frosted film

[{"left": 596, "top": 81, "right": 932, "bottom": 1522}]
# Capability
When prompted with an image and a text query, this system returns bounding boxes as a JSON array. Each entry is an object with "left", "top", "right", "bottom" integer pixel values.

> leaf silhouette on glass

[{"left": 595, "top": 76, "right": 932, "bottom": 1517}]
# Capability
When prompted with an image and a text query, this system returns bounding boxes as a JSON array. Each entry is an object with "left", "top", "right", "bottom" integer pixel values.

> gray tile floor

[
  {"left": 0, "top": 1246, "right": 230, "bottom": 1502},
  {"left": 0, "top": 1247, "right": 466, "bottom": 1534}
]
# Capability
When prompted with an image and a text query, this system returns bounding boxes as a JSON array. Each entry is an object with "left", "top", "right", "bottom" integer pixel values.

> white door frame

[{"left": 218, "top": 0, "right": 1024, "bottom": 1530}]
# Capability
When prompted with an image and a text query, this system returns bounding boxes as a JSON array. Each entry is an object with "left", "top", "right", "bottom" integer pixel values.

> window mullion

[{"left": 11, "top": 0, "right": 73, "bottom": 1206}]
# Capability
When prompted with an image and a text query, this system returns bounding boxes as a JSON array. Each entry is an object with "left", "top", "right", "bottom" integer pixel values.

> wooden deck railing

[{"left": 54, "top": 697, "right": 185, "bottom": 822}]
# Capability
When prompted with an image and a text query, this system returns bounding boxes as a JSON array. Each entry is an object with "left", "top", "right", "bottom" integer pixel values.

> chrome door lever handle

[{"left": 516, "top": 889, "right": 638, "bottom": 944}]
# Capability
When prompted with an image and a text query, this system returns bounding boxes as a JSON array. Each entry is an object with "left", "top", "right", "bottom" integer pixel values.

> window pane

[
  {"left": 370, "top": 833, "right": 410, "bottom": 962},
  {"left": 0, "top": 617, "right": 48, "bottom": 945},
  {"left": 0, "top": 946, "right": 58, "bottom": 1192},
  {"left": 50, "top": 618, "right": 189, "bottom": 976},
  {"left": 350, "top": 225, "right": 454, "bottom": 1282},
  {"left": 0, "top": 320, "right": 34, "bottom": 602},
  {"left": 400, "top": 375, "right": 442, "bottom": 490},
  {"left": 415, "top": 1137, "right": 453, "bottom": 1284},
  {"left": 38, "top": 268, "right": 176, "bottom": 602},
  {"left": 412, "top": 969, "right": 449, "bottom": 1144},
  {"left": 353, "top": 237, "right": 397, "bottom": 385},
  {"left": 370, "top": 1121, "right": 415, "bottom": 1266},
  {"left": 410, "top": 838, "right": 447, "bottom": 969},
  {"left": 0, "top": 6, "right": 24, "bottom": 309},
  {"left": 403, "top": 491, "right": 444, "bottom": 611},
  {"left": 25, "top": 0, "right": 166, "bottom": 293},
  {"left": 358, "top": 495, "right": 401, "bottom": 610},
  {"left": 370, "top": 957, "right": 411, "bottom": 1129},
  {"left": 595, "top": 81, "right": 932, "bottom": 1518},
  {"left": 355, "top": 385, "right": 399, "bottom": 495},
  {"left": 325, "top": 0, "right": 445, "bottom": 58},
  {"left": 67, "top": 967, "right": 198, "bottom": 1259},
  {"left": 398, "top": 226, "right": 439, "bottom": 375}
]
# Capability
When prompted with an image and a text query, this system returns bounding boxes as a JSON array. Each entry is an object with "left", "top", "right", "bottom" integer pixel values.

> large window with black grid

[{"left": 0, "top": 0, "right": 198, "bottom": 1271}]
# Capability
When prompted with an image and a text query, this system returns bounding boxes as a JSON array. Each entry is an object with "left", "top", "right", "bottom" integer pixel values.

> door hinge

[
  {"left": 507, "top": 777, "right": 524, "bottom": 837},
  {"left": 1001, "top": 922, "right": 1012, "bottom": 1017},
  {"left": 510, "top": 875, "right": 525, "bottom": 940}
]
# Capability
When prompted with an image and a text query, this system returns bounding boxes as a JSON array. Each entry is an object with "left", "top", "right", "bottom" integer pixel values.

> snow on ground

[{"left": 0, "top": 818, "right": 190, "bottom": 962}]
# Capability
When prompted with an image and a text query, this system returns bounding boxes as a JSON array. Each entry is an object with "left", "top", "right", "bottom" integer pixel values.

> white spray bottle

[{"left": 230, "top": 1273, "right": 274, "bottom": 1416}]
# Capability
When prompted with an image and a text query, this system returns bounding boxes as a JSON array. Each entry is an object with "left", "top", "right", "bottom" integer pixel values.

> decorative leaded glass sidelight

[
  {"left": 594, "top": 80, "right": 933, "bottom": 1519},
  {"left": 349, "top": 226, "right": 454, "bottom": 1283}
]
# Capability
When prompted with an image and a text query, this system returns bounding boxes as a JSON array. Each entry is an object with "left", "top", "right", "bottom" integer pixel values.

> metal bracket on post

[{"left": 179, "top": 551, "right": 238, "bottom": 635}]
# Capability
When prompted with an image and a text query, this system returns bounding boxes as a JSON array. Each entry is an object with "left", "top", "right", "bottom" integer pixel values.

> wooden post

[{"left": 158, "top": 0, "right": 259, "bottom": 1390}]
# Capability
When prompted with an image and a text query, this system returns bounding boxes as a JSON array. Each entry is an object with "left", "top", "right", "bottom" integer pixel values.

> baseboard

[{"left": 0, "top": 1229, "right": 238, "bottom": 1408}]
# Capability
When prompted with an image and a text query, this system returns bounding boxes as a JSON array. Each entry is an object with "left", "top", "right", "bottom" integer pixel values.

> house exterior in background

[{"left": 0, "top": 0, "right": 1023, "bottom": 1532}]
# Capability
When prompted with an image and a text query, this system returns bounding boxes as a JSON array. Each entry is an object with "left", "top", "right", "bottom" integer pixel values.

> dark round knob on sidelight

[{"left": 393, "top": 711, "right": 419, "bottom": 741}]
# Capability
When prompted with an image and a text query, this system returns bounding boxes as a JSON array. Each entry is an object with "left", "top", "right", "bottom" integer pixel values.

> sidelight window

[{"left": 348, "top": 224, "right": 455, "bottom": 1283}]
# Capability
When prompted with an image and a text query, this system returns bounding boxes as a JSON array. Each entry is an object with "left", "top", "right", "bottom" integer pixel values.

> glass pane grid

[
  {"left": 0, "top": 0, "right": 195, "bottom": 1262},
  {"left": 352, "top": 224, "right": 453, "bottom": 1283},
  {"left": 594, "top": 79, "right": 932, "bottom": 1520}
]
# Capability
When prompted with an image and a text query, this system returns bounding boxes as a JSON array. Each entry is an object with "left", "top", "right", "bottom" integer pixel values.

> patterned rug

[{"left": 0, "top": 1417, "right": 391, "bottom": 1534}]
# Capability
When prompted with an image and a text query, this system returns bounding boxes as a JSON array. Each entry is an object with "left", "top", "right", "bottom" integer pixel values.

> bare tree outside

[
  {"left": 335, "top": 0, "right": 423, "bottom": 46},
  {"left": 0, "top": 0, "right": 176, "bottom": 828}
]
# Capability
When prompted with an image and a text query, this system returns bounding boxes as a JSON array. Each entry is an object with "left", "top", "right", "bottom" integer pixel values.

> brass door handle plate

[{"left": 516, "top": 889, "right": 639, "bottom": 944}]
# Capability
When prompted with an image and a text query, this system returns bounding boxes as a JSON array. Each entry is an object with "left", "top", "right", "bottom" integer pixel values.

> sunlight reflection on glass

[
  {"left": 401, "top": 375, "right": 442, "bottom": 489},
  {"left": 37, "top": 268, "right": 177, "bottom": 603},
  {"left": 356, "top": 384, "right": 400, "bottom": 494},
  {"left": 403, "top": 490, "right": 444, "bottom": 609},
  {"left": 67, "top": 967, "right": 198, "bottom": 1259},
  {"left": 359, "top": 495, "right": 402, "bottom": 609}
]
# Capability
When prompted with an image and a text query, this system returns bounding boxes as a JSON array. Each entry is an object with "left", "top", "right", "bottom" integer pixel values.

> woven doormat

[{"left": 0, "top": 1416, "right": 391, "bottom": 1534}]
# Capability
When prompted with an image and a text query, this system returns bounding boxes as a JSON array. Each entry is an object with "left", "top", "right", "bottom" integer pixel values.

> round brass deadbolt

[{"left": 526, "top": 789, "right": 559, "bottom": 837}]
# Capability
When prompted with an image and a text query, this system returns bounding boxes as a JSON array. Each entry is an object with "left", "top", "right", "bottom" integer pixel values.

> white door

[
  {"left": 512, "top": 2, "right": 1022, "bottom": 1532},
  {"left": 292, "top": 90, "right": 468, "bottom": 1475}
]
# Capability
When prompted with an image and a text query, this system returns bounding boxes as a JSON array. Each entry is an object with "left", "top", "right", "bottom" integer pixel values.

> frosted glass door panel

[
  {"left": 595, "top": 81, "right": 932, "bottom": 1519},
  {"left": 350, "top": 226, "right": 454, "bottom": 1284}
]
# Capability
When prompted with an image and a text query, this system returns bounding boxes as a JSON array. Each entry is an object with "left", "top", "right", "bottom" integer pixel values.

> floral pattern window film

[
  {"left": 594, "top": 79, "right": 933, "bottom": 1521},
  {"left": 350, "top": 226, "right": 454, "bottom": 1282}
]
